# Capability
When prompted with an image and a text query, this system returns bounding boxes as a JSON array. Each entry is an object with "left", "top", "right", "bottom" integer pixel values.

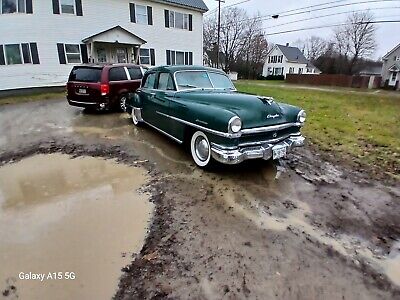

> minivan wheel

[
  {"left": 119, "top": 95, "right": 127, "bottom": 112},
  {"left": 190, "top": 131, "right": 212, "bottom": 168}
]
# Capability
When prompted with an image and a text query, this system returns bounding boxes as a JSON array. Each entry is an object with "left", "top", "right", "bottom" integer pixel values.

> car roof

[
  {"left": 74, "top": 63, "right": 142, "bottom": 69},
  {"left": 149, "top": 65, "right": 226, "bottom": 74}
]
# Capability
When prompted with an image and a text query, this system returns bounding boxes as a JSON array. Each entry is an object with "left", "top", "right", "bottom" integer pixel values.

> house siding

[
  {"left": 0, "top": 0, "right": 204, "bottom": 90},
  {"left": 381, "top": 45, "right": 400, "bottom": 88}
]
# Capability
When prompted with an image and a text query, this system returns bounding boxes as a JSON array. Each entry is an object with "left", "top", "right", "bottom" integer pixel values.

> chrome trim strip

[
  {"left": 210, "top": 132, "right": 302, "bottom": 150},
  {"left": 241, "top": 122, "right": 302, "bottom": 135},
  {"left": 69, "top": 100, "right": 98, "bottom": 105},
  {"left": 143, "top": 121, "right": 183, "bottom": 144},
  {"left": 156, "top": 111, "right": 241, "bottom": 138}
]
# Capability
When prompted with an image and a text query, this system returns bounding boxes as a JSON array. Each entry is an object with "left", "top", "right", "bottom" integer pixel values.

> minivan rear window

[
  {"left": 128, "top": 67, "right": 143, "bottom": 80},
  {"left": 69, "top": 67, "right": 102, "bottom": 83}
]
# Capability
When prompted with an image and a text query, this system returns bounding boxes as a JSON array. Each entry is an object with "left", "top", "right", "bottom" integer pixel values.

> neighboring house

[
  {"left": 381, "top": 43, "right": 400, "bottom": 90},
  {"left": 262, "top": 44, "right": 321, "bottom": 78},
  {"left": 0, "top": 0, "right": 208, "bottom": 91}
]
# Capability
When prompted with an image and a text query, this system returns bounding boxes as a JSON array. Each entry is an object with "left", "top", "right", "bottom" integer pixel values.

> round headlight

[
  {"left": 297, "top": 110, "right": 306, "bottom": 123},
  {"left": 228, "top": 116, "right": 242, "bottom": 133}
]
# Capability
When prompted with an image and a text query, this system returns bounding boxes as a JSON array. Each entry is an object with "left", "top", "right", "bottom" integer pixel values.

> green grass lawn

[
  {"left": 0, "top": 92, "right": 65, "bottom": 106},
  {"left": 235, "top": 80, "right": 400, "bottom": 179}
]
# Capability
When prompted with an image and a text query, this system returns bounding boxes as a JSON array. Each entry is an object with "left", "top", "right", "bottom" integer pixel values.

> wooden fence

[{"left": 286, "top": 74, "right": 382, "bottom": 89}]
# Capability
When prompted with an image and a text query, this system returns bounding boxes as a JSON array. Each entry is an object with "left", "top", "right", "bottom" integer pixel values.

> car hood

[{"left": 175, "top": 90, "right": 299, "bottom": 128}]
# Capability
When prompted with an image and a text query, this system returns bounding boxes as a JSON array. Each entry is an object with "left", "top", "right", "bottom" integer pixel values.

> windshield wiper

[{"left": 179, "top": 84, "right": 198, "bottom": 89}]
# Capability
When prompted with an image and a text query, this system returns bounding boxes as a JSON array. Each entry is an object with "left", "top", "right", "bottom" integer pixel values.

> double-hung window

[
  {"left": 130, "top": 3, "right": 152, "bottom": 25},
  {"left": 1, "top": 0, "right": 26, "bottom": 14},
  {"left": 139, "top": 48, "right": 150, "bottom": 65},
  {"left": 166, "top": 50, "right": 193, "bottom": 65},
  {"left": 65, "top": 44, "right": 81, "bottom": 63},
  {"left": 0, "top": 42, "right": 40, "bottom": 65},
  {"left": 135, "top": 4, "right": 147, "bottom": 24},
  {"left": 166, "top": 9, "right": 192, "bottom": 30},
  {"left": 139, "top": 48, "right": 155, "bottom": 66},
  {"left": 60, "top": 0, "right": 74, "bottom": 14}
]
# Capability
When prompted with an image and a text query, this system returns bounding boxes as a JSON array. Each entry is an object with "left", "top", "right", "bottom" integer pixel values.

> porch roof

[
  {"left": 388, "top": 63, "right": 400, "bottom": 72},
  {"left": 82, "top": 25, "right": 146, "bottom": 45}
]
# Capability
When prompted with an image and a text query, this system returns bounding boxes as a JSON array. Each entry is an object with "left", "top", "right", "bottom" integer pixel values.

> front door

[
  {"left": 389, "top": 71, "right": 398, "bottom": 86},
  {"left": 116, "top": 48, "right": 127, "bottom": 63},
  {"left": 140, "top": 72, "right": 172, "bottom": 134}
]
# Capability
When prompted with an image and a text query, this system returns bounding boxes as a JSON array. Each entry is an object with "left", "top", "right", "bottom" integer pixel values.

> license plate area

[
  {"left": 272, "top": 144, "right": 287, "bottom": 160},
  {"left": 77, "top": 88, "right": 87, "bottom": 94}
]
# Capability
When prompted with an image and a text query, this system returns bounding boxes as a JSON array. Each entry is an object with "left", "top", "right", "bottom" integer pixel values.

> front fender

[
  {"left": 170, "top": 99, "right": 238, "bottom": 136},
  {"left": 127, "top": 92, "right": 141, "bottom": 109}
]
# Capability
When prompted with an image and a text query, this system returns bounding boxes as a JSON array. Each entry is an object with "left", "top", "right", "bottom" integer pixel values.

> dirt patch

[
  {"left": 0, "top": 154, "right": 153, "bottom": 299},
  {"left": 0, "top": 101, "right": 399, "bottom": 300}
]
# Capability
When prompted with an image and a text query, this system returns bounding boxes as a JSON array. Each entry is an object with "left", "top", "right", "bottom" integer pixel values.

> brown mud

[{"left": 0, "top": 99, "right": 399, "bottom": 299}]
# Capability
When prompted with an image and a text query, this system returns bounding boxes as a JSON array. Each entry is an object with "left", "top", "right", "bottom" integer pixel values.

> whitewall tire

[
  {"left": 131, "top": 109, "right": 140, "bottom": 126},
  {"left": 190, "top": 131, "right": 212, "bottom": 167}
]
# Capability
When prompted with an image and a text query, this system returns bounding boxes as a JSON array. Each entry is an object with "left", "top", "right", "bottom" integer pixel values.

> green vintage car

[{"left": 126, "top": 65, "right": 306, "bottom": 168}]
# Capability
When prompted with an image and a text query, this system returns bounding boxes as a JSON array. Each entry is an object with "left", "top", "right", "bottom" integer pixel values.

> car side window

[
  {"left": 157, "top": 73, "right": 175, "bottom": 91},
  {"left": 128, "top": 67, "right": 143, "bottom": 80},
  {"left": 109, "top": 67, "right": 127, "bottom": 81},
  {"left": 143, "top": 73, "right": 156, "bottom": 89}
]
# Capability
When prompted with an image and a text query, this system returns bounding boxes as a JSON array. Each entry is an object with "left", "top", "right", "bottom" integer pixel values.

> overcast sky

[{"left": 203, "top": 0, "right": 400, "bottom": 59}]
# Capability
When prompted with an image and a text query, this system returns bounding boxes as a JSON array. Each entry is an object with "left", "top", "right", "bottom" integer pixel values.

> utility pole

[{"left": 216, "top": 0, "right": 224, "bottom": 69}]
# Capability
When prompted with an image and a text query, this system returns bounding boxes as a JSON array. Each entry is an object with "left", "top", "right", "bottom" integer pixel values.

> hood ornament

[{"left": 258, "top": 96, "right": 275, "bottom": 106}]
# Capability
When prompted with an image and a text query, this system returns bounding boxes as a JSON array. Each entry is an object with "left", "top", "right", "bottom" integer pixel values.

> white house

[
  {"left": 381, "top": 42, "right": 400, "bottom": 90},
  {"left": 262, "top": 44, "right": 321, "bottom": 78},
  {"left": 0, "top": 0, "right": 208, "bottom": 91}
]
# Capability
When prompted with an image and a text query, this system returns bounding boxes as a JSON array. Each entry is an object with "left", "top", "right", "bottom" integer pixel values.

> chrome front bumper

[{"left": 211, "top": 135, "right": 305, "bottom": 165}]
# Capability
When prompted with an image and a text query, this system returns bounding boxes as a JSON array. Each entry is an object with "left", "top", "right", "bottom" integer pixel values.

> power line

[
  {"left": 266, "top": 6, "right": 400, "bottom": 29},
  {"left": 265, "top": 19, "right": 400, "bottom": 36},
  {"left": 204, "top": 0, "right": 250, "bottom": 16},
  {"left": 218, "top": 0, "right": 400, "bottom": 28}
]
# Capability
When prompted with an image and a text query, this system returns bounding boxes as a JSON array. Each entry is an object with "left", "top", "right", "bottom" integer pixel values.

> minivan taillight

[{"left": 100, "top": 84, "right": 109, "bottom": 96}]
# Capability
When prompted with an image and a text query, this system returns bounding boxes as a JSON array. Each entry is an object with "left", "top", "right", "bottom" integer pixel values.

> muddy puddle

[{"left": 0, "top": 154, "right": 154, "bottom": 299}]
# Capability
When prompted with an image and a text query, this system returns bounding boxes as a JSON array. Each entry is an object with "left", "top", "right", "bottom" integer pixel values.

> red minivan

[{"left": 67, "top": 63, "right": 146, "bottom": 111}]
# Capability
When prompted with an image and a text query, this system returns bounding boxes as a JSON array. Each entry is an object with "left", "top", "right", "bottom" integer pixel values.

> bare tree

[
  {"left": 334, "top": 12, "right": 376, "bottom": 74},
  {"left": 295, "top": 36, "right": 328, "bottom": 61},
  {"left": 203, "top": 8, "right": 268, "bottom": 76}
]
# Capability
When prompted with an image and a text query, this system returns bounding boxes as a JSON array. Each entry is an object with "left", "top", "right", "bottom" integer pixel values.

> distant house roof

[
  {"left": 156, "top": 0, "right": 208, "bottom": 12},
  {"left": 358, "top": 65, "right": 382, "bottom": 75},
  {"left": 382, "top": 43, "right": 400, "bottom": 60},
  {"left": 276, "top": 44, "right": 309, "bottom": 64}
]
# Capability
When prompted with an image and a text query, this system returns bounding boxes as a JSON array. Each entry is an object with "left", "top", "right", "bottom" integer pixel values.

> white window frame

[
  {"left": 139, "top": 48, "right": 150, "bottom": 65},
  {"left": 169, "top": 10, "right": 189, "bottom": 30},
  {"left": 4, "top": 44, "right": 22, "bottom": 65},
  {"left": 1, "top": 0, "right": 26, "bottom": 14},
  {"left": 64, "top": 44, "right": 82, "bottom": 64},
  {"left": 135, "top": 4, "right": 148, "bottom": 24},
  {"left": 4, "top": 43, "right": 34, "bottom": 65},
  {"left": 60, "top": 0, "right": 75, "bottom": 15}
]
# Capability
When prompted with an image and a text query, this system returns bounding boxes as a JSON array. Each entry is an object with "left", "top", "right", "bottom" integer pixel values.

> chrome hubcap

[
  {"left": 120, "top": 97, "right": 126, "bottom": 111},
  {"left": 195, "top": 136, "right": 209, "bottom": 161}
]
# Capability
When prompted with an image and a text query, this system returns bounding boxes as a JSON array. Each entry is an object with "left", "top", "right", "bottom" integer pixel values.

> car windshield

[{"left": 175, "top": 71, "right": 235, "bottom": 90}]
